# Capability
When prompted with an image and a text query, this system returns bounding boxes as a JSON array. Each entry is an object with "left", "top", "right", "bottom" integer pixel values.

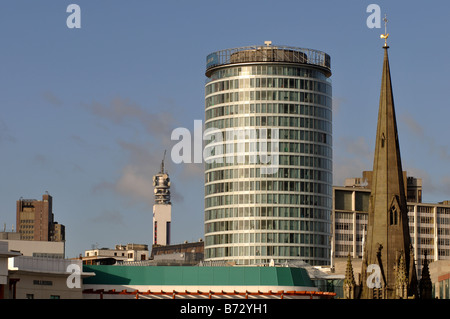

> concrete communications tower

[{"left": 152, "top": 151, "right": 171, "bottom": 246}]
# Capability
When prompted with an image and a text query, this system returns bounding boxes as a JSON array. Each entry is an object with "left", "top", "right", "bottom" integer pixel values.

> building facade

[
  {"left": 332, "top": 183, "right": 450, "bottom": 278},
  {"left": 16, "top": 193, "right": 65, "bottom": 242},
  {"left": 204, "top": 43, "right": 333, "bottom": 265},
  {"left": 83, "top": 244, "right": 149, "bottom": 265},
  {"left": 82, "top": 265, "right": 335, "bottom": 299},
  {"left": 7, "top": 256, "right": 92, "bottom": 299},
  {"left": 0, "top": 237, "right": 65, "bottom": 258}
]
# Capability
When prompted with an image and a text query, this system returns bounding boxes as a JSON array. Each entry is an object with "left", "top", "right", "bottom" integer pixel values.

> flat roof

[
  {"left": 206, "top": 44, "right": 331, "bottom": 77},
  {"left": 83, "top": 265, "right": 314, "bottom": 287}
]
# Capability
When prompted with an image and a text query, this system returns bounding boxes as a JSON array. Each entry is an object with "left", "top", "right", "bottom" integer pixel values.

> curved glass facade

[{"left": 204, "top": 45, "right": 332, "bottom": 266}]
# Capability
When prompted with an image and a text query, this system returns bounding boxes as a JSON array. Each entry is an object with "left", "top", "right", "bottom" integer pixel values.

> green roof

[{"left": 82, "top": 265, "right": 314, "bottom": 287}]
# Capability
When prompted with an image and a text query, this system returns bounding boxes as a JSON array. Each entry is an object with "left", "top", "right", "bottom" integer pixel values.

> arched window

[{"left": 390, "top": 207, "right": 398, "bottom": 225}]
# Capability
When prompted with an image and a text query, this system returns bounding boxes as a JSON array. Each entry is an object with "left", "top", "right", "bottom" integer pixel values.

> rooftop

[
  {"left": 83, "top": 265, "right": 314, "bottom": 287},
  {"left": 205, "top": 43, "right": 331, "bottom": 77}
]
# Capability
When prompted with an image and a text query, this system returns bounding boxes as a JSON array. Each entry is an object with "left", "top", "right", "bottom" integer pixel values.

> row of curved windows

[
  {"left": 205, "top": 206, "right": 330, "bottom": 221},
  {"left": 204, "top": 245, "right": 330, "bottom": 262},
  {"left": 205, "top": 145, "right": 332, "bottom": 171},
  {"left": 205, "top": 158, "right": 332, "bottom": 182},
  {"left": 205, "top": 116, "right": 332, "bottom": 135},
  {"left": 206, "top": 165, "right": 332, "bottom": 182},
  {"left": 206, "top": 103, "right": 331, "bottom": 122},
  {"left": 204, "top": 230, "right": 329, "bottom": 246},
  {"left": 205, "top": 77, "right": 331, "bottom": 95},
  {"left": 205, "top": 90, "right": 331, "bottom": 108},
  {"left": 205, "top": 220, "right": 329, "bottom": 234},
  {"left": 205, "top": 167, "right": 332, "bottom": 183},
  {"left": 205, "top": 193, "right": 332, "bottom": 209},
  {"left": 207, "top": 65, "right": 329, "bottom": 83},
  {"left": 204, "top": 134, "right": 331, "bottom": 156},
  {"left": 206, "top": 181, "right": 332, "bottom": 196}
]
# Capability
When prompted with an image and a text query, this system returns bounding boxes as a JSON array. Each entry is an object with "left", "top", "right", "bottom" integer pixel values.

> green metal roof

[{"left": 82, "top": 265, "right": 314, "bottom": 287}]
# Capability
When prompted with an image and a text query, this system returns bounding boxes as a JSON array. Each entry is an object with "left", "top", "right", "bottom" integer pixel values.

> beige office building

[{"left": 332, "top": 172, "right": 450, "bottom": 279}]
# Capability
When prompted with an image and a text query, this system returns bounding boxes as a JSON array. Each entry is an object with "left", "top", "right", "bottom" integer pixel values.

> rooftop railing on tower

[{"left": 205, "top": 44, "right": 331, "bottom": 77}]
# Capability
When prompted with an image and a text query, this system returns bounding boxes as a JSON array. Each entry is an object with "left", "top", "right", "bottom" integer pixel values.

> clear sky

[{"left": 1, "top": 0, "right": 449, "bottom": 258}]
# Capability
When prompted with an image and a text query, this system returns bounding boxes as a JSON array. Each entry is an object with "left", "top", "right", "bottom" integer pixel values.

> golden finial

[{"left": 380, "top": 14, "right": 389, "bottom": 47}]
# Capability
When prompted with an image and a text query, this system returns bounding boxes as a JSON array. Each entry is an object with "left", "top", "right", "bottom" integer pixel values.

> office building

[
  {"left": 333, "top": 182, "right": 450, "bottom": 277},
  {"left": 16, "top": 193, "right": 65, "bottom": 242},
  {"left": 204, "top": 42, "right": 333, "bottom": 265},
  {"left": 343, "top": 170, "right": 422, "bottom": 203}
]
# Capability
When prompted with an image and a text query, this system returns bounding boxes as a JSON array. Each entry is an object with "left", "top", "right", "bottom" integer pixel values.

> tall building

[
  {"left": 204, "top": 42, "right": 333, "bottom": 265},
  {"left": 16, "top": 193, "right": 65, "bottom": 242},
  {"left": 343, "top": 170, "right": 422, "bottom": 203},
  {"left": 358, "top": 41, "right": 418, "bottom": 299},
  {"left": 152, "top": 155, "right": 172, "bottom": 246}
]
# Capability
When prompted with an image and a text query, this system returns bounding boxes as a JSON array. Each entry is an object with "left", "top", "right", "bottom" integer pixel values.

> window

[{"left": 390, "top": 207, "right": 398, "bottom": 225}]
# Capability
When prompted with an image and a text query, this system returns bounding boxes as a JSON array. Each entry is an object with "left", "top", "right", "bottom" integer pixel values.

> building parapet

[
  {"left": 9, "top": 256, "right": 82, "bottom": 274},
  {"left": 206, "top": 44, "right": 331, "bottom": 77}
]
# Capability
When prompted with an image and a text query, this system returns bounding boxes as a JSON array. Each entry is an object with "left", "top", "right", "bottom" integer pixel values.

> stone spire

[
  {"left": 419, "top": 252, "right": 433, "bottom": 299},
  {"left": 343, "top": 253, "right": 356, "bottom": 299},
  {"left": 395, "top": 251, "right": 409, "bottom": 298},
  {"left": 360, "top": 45, "right": 418, "bottom": 299}
]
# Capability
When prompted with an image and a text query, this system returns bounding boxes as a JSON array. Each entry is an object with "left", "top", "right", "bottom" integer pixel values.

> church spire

[{"left": 360, "top": 39, "right": 418, "bottom": 299}]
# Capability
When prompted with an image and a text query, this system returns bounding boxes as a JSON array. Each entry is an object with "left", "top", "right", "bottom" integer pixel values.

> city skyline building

[
  {"left": 16, "top": 193, "right": 65, "bottom": 242},
  {"left": 152, "top": 154, "right": 172, "bottom": 246},
  {"left": 204, "top": 42, "right": 333, "bottom": 265},
  {"left": 333, "top": 174, "right": 450, "bottom": 279}
]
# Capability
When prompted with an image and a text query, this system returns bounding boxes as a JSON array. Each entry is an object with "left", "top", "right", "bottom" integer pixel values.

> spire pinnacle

[{"left": 380, "top": 14, "right": 389, "bottom": 48}]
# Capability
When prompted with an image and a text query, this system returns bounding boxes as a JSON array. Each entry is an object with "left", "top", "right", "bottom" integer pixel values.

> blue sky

[{"left": 1, "top": 1, "right": 449, "bottom": 258}]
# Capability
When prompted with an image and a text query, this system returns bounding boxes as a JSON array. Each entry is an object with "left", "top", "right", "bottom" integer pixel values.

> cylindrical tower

[{"left": 204, "top": 42, "right": 333, "bottom": 265}]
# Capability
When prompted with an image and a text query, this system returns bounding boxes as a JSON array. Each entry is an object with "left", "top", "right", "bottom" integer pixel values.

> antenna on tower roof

[{"left": 161, "top": 150, "right": 166, "bottom": 174}]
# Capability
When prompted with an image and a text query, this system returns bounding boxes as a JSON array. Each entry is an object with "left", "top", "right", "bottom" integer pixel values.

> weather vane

[{"left": 380, "top": 14, "right": 389, "bottom": 47}]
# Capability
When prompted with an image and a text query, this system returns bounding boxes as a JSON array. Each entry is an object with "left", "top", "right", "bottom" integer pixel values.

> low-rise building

[
  {"left": 82, "top": 243, "right": 149, "bottom": 265},
  {"left": 1, "top": 237, "right": 65, "bottom": 259},
  {"left": 0, "top": 241, "right": 22, "bottom": 299},
  {"left": 8, "top": 256, "right": 94, "bottom": 299},
  {"left": 82, "top": 264, "right": 335, "bottom": 299}
]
